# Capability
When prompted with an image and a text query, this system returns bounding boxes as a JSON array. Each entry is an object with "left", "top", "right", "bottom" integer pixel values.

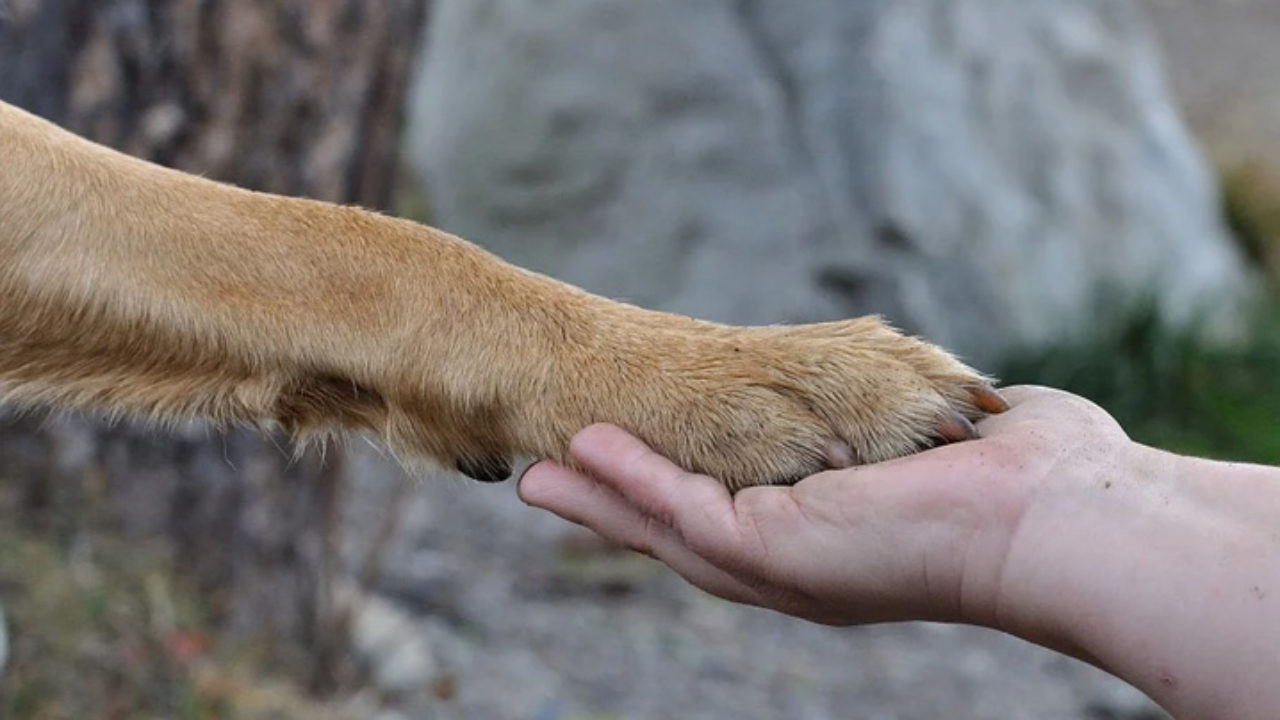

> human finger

[
  {"left": 518, "top": 459, "right": 767, "bottom": 605},
  {"left": 566, "top": 424, "right": 749, "bottom": 566}
]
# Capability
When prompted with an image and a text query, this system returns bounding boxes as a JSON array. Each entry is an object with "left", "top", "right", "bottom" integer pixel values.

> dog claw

[
  {"left": 969, "top": 385, "right": 1010, "bottom": 414},
  {"left": 456, "top": 455, "right": 513, "bottom": 483},
  {"left": 936, "top": 411, "right": 978, "bottom": 443},
  {"left": 824, "top": 439, "right": 856, "bottom": 469}
]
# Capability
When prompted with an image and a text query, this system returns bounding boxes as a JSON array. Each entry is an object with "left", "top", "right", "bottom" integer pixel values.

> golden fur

[{"left": 0, "top": 99, "right": 1000, "bottom": 490}]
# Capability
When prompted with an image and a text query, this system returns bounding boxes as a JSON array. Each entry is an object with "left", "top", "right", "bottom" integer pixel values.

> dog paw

[{"left": 551, "top": 315, "right": 1006, "bottom": 490}]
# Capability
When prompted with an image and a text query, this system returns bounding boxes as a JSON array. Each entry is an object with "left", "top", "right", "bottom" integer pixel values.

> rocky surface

[{"left": 406, "top": 0, "right": 1251, "bottom": 368}]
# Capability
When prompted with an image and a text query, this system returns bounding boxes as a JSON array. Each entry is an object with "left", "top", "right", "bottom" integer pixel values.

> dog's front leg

[
  {"left": 0, "top": 100, "right": 1003, "bottom": 489},
  {"left": 0, "top": 99, "right": 566, "bottom": 464}
]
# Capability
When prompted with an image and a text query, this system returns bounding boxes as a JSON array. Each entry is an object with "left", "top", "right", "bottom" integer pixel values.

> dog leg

[{"left": 0, "top": 100, "right": 1002, "bottom": 489}]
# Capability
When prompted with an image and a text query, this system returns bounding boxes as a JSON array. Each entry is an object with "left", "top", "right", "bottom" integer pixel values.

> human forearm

[{"left": 996, "top": 445, "right": 1280, "bottom": 719}]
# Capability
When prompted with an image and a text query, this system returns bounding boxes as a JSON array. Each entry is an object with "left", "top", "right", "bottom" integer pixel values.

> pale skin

[{"left": 519, "top": 386, "right": 1280, "bottom": 720}]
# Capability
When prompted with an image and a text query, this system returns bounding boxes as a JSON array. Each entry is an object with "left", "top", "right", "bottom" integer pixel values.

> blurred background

[{"left": 0, "top": 0, "right": 1276, "bottom": 717}]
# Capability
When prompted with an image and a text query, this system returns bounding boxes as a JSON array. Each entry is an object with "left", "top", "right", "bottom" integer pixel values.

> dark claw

[
  {"left": 969, "top": 385, "right": 1011, "bottom": 414},
  {"left": 937, "top": 411, "right": 979, "bottom": 443},
  {"left": 456, "top": 455, "right": 513, "bottom": 483}
]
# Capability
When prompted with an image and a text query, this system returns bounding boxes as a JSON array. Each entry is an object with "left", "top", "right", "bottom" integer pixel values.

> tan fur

[{"left": 0, "top": 99, "right": 992, "bottom": 490}]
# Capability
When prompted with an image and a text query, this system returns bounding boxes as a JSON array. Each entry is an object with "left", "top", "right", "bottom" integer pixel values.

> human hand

[
  {"left": 520, "top": 386, "right": 1280, "bottom": 718},
  {"left": 517, "top": 385, "right": 1134, "bottom": 628}
]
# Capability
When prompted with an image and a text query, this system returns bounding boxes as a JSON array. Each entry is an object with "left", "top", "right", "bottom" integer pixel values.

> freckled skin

[{"left": 0, "top": 99, "right": 1001, "bottom": 488}]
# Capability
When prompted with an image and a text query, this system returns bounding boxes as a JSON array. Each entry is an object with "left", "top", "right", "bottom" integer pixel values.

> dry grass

[
  {"left": 1222, "top": 162, "right": 1280, "bottom": 285},
  {"left": 0, "top": 527, "right": 364, "bottom": 720}
]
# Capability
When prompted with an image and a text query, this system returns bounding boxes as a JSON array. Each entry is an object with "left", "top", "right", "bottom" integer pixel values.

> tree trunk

[{"left": 0, "top": 0, "right": 428, "bottom": 690}]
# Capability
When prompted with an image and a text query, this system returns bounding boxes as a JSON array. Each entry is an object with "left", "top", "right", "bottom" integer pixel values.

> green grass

[{"left": 1000, "top": 305, "right": 1280, "bottom": 464}]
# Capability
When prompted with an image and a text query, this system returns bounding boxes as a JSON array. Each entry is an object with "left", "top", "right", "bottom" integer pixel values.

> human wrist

[
  {"left": 987, "top": 441, "right": 1280, "bottom": 716},
  {"left": 980, "top": 438, "right": 1177, "bottom": 663}
]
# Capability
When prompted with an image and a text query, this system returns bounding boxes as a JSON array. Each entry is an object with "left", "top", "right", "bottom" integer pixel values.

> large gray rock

[{"left": 407, "top": 0, "right": 1251, "bottom": 367}]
